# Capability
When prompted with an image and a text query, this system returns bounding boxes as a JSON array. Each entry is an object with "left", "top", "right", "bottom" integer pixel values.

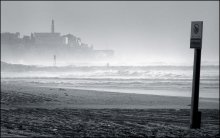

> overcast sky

[{"left": 1, "top": 1, "right": 219, "bottom": 65}]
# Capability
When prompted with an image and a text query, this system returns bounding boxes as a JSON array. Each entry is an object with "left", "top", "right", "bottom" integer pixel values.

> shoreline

[
  {"left": 1, "top": 81, "right": 218, "bottom": 109},
  {"left": 1, "top": 77, "right": 219, "bottom": 99}
]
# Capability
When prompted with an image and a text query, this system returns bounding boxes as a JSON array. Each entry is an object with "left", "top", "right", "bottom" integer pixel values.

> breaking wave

[{"left": 1, "top": 64, "right": 219, "bottom": 98}]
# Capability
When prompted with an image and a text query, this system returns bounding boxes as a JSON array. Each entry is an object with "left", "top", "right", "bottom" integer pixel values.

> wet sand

[
  {"left": 1, "top": 82, "right": 218, "bottom": 109},
  {"left": 1, "top": 81, "right": 219, "bottom": 137}
]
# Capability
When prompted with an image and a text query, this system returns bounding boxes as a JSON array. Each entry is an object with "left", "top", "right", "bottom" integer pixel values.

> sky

[{"left": 1, "top": 1, "right": 219, "bottom": 66}]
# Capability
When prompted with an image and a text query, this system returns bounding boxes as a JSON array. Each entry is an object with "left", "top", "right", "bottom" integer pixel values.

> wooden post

[
  {"left": 190, "top": 21, "right": 203, "bottom": 129},
  {"left": 190, "top": 48, "right": 201, "bottom": 128}
]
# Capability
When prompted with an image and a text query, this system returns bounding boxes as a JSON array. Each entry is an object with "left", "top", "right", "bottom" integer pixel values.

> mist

[{"left": 1, "top": 1, "right": 219, "bottom": 66}]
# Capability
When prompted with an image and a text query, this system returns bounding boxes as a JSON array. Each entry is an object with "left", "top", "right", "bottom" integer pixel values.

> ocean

[{"left": 1, "top": 65, "right": 219, "bottom": 98}]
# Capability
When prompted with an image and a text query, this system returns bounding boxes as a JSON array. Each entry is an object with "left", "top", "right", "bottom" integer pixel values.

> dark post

[
  {"left": 190, "top": 21, "right": 203, "bottom": 129},
  {"left": 54, "top": 55, "right": 56, "bottom": 67},
  {"left": 190, "top": 49, "right": 201, "bottom": 128}
]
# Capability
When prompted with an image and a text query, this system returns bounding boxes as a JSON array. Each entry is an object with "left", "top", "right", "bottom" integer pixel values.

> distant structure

[
  {"left": 51, "top": 19, "right": 55, "bottom": 33},
  {"left": 1, "top": 19, "right": 114, "bottom": 64},
  {"left": 106, "top": 62, "right": 110, "bottom": 67},
  {"left": 53, "top": 55, "right": 56, "bottom": 67}
]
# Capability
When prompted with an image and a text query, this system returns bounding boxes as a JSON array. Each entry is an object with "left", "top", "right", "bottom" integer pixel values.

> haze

[{"left": 1, "top": 1, "right": 219, "bottom": 66}]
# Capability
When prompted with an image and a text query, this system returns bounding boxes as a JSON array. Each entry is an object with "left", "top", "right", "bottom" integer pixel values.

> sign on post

[
  {"left": 190, "top": 21, "right": 203, "bottom": 49},
  {"left": 190, "top": 21, "right": 203, "bottom": 129}
]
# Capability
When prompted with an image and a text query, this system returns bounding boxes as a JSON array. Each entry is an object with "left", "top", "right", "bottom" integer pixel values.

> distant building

[
  {"left": 1, "top": 32, "right": 21, "bottom": 45},
  {"left": 33, "top": 20, "right": 65, "bottom": 46},
  {"left": 1, "top": 19, "right": 114, "bottom": 64},
  {"left": 63, "top": 34, "right": 79, "bottom": 47},
  {"left": 34, "top": 32, "right": 64, "bottom": 46}
]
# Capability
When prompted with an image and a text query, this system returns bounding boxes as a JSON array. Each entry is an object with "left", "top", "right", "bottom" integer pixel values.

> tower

[{"left": 51, "top": 19, "right": 54, "bottom": 33}]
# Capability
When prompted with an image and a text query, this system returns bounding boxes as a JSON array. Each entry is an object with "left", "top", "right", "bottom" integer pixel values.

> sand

[
  {"left": 1, "top": 81, "right": 219, "bottom": 137},
  {"left": 1, "top": 81, "right": 218, "bottom": 109}
]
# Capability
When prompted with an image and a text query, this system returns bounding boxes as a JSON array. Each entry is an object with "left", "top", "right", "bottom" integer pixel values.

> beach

[
  {"left": 1, "top": 81, "right": 219, "bottom": 137},
  {"left": 1, "top": 1, "right": 220, "bottom": 137}
]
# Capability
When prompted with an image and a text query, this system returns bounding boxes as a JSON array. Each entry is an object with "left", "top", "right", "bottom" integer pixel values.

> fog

[{"left": 1, "top": 1, "right": 219, "bottom": 66}]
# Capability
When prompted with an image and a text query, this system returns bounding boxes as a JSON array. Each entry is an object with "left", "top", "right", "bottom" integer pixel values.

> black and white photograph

[{"left": 1, "top": 1, "right": 219, "bottom": 137}]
